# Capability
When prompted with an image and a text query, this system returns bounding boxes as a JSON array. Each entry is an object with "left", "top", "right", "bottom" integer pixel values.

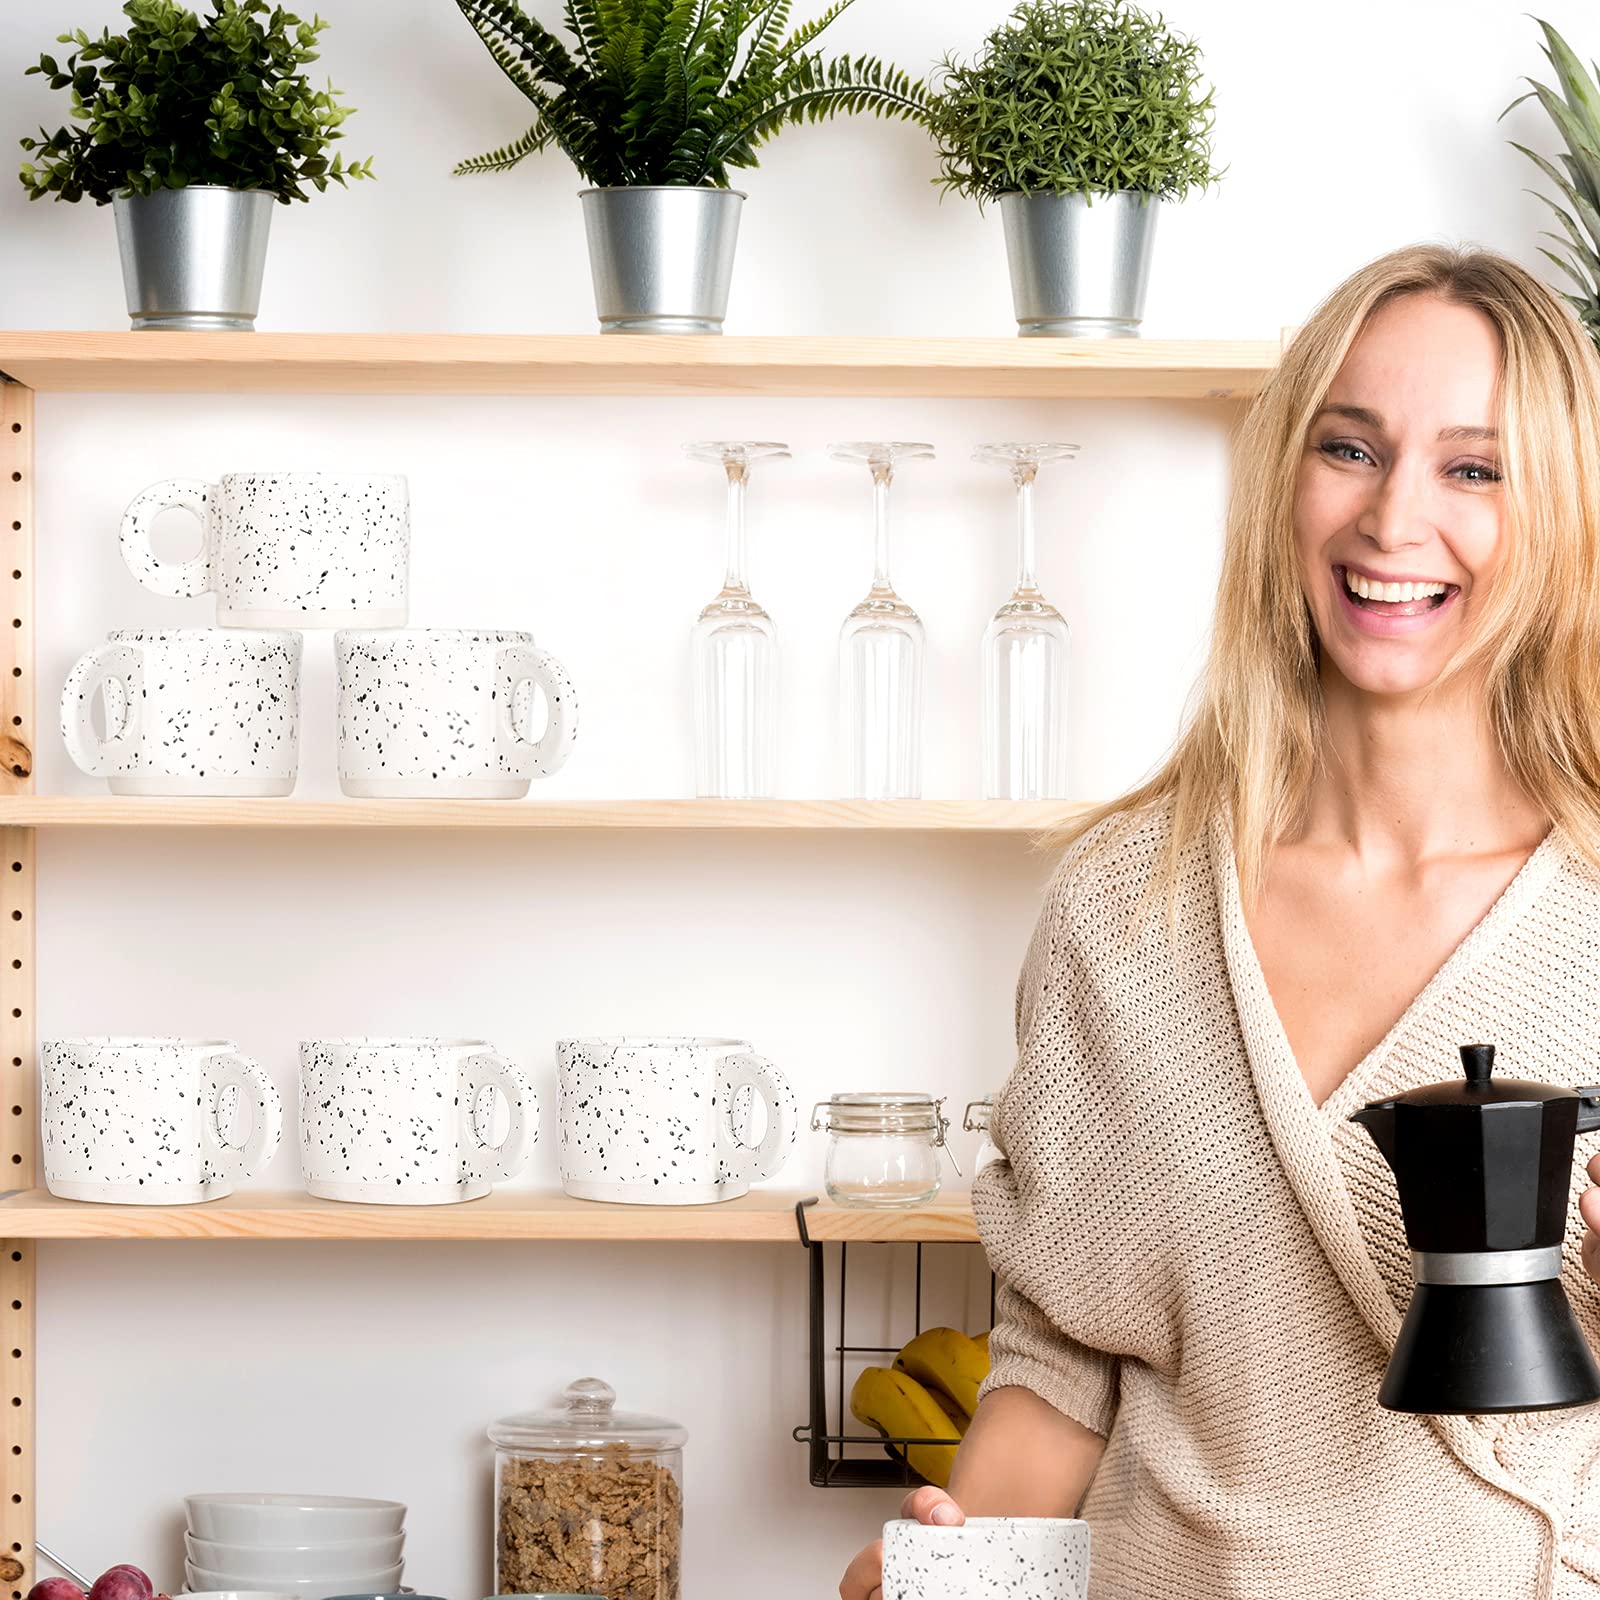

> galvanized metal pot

[
  {"left": 579, "top": 186, "right": 745, "bottom": 335},
  {"left": 999, "top": 190, "right": 1159, "bottom": 337},
  {"left": 113, "top": 185, "right": 276, "bottom": 331}
]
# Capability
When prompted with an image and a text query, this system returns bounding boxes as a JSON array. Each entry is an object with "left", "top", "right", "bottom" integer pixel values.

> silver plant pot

[
  {"left": 579, "top": 186, "right": 745, "bottom": 335},
  {"left": 998, "top": 190, "right": 1160, "bottom": 338},
  {"left": 112, "top": 185, "right": 276, "bottom": 331}
]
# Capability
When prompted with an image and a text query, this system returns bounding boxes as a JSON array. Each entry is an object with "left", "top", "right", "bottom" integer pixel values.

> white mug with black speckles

[
  {"left": 120, "top": 471, "right": 410, "bottom": 628},
  {"left": 60, "top": 628, "right": 302, "bottom": 796},
  {"left": 556, "top": 1035, "right": 797, "bottom": 1204},
  {"left": 41, "top": 1037, "right": 283, "bottom": 1205},
  {"left": 300, "top": 1037, "right": 537, "bottom": 1204},
  {"left": 336, "top": 629, "right": 579, "bottom": 798},
  {"left": 881, "top": 1517, "right": 1090, "bottom": 1600}
]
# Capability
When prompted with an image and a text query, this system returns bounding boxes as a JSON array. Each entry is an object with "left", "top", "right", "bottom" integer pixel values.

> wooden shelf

[
  {"left": 0, "top": 331, "right": 1277, "bottom": 399},
  {"left": 0, "top": 1187, "right": 979, "bottom": 1243},
  {"left": 0, "top": 796, "right": 1080, "bottom": 832}
]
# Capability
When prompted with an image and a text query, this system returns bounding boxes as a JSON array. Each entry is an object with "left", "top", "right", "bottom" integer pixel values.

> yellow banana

[
  {"left": 895, "top": 1327, "right": 989, "bottom": 1420},
  {"left": 976, "top": 1329, "right": 991, "bottom": 1359},
  {"left": 850, "top": 1366, "right": 961, "bottom": 1489}
]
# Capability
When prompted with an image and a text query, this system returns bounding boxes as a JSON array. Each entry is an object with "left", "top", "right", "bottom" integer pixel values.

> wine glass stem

[
  {"left": 1014, "top": 463, "right": 1039, "bottom": 594},
  {"left": 872, "top": 463, "right": 894, "bottom": 592},
  {"left": 724, "top": 459, "right": 750, "bottom": 594}
]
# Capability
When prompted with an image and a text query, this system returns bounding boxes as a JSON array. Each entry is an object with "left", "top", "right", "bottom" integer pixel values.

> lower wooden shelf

[{"left": 0, "top": 1187, "right": 979, "bottom": 1243}]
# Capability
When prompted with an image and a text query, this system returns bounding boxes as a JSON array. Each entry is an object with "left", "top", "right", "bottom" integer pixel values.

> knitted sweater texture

[{"left": 972, "top": 804, "right": 1600, "bottom": 1599}]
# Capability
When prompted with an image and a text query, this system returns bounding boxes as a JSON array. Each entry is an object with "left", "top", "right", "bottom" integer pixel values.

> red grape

[
  {"left": 101, "top": 1573, "right": 150, "bottom": 1600},
  {"left": 27, "top": 1580, "right": 85, "bottom": 1600},
  {"left": 87, "top": 1572, "right": 148, "bottom": 1600}
]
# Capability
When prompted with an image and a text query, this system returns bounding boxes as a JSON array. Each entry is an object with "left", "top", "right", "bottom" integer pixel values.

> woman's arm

[{"left": 838, "top": 1387, "right": 1108, "bottom": 1600}]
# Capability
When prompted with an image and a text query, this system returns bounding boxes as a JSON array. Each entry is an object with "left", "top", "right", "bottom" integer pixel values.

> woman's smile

[{"left": 1330, "top": 561, "right": 1461, "bottom": 635}]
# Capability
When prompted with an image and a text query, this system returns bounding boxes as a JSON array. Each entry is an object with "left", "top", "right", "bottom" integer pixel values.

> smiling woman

[{"left": 841, "top": 244, "right": 1600, "bottom": 1600}]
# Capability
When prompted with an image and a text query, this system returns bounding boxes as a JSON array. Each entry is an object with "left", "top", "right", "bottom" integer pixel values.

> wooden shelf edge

[
  {"left": 0, "top": 332, "right": 1279, "bottom": 398},
  {"left": 0, "top": 797, "right": 1084, "bottom": 833},
  {"left": 0, "top": 1187, "right": 979, "bottom": 1243}
]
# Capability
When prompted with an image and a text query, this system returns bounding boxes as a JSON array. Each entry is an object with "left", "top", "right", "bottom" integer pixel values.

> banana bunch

[{"left": 849, "top": 1327, "right": 991, "bottom": 1488}]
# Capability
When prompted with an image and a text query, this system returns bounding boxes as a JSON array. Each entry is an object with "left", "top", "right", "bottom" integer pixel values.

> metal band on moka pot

[{"left": 1411, "top": 1245, "right": 1564, "bottom": 1287}]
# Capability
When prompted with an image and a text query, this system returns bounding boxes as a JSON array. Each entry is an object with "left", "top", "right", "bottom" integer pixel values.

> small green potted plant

[
  {"left": 928, "top": 0, "right": 1224, "bottom": 337},
  {"left": 452, "top": 0, "right": 928, "bottom": 334},
  {"left": 1502, "top": 16, "right": 1600, "bottom": 351},
  {"left": 19, "top": 0, "right": 373, "bottom": 331}
]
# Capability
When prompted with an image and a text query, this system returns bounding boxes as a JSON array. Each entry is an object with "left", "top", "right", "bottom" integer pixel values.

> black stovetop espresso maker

[{"left": 1350, "top": 1043, "right": 1600, "bottom": 1413}]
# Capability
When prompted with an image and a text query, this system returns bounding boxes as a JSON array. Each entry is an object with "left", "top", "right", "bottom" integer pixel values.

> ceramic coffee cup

[
  {"left": 300, "top": 1038, "right": 536, "bottom": 1204},
  {"left": 880, "top": 1517, "right": 1091, "bottom": 1600},
  {"left": 120, "top": 471, "right": 409, "bottom": 627},
  {"left": 60, "top": 628, "right": 302, "bottom": 796},
  {"left": 556, "top": 1036, "right": 797, "bottom": 1204},
  {"left": 335, "top": 629, "right": 578, "bottom": 798},
  {"left": 42, "top": 1037, "right": 283, "bottom": 1204}
]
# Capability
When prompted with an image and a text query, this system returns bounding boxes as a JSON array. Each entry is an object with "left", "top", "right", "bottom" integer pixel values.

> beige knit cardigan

[{"left": 972, "top": 804, "right": 1600, "bottom": 1600}]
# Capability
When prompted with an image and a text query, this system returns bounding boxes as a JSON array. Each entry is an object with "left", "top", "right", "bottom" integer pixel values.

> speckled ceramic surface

[
  {"left": 42, "top": 1036, "right": 284, "bottom": 1205},
  {"left": 60, "top": 628, "right": 302, "bottom": 796},
  {"left": 335, "top": 629, "right": 579, "bottom": 798},
  {"left": 300, "top": 1037, "right": 536, "bottom": 1204},
  {"left": 120, "top": 471, "right": 410, "bottom": 628},
  {"left": 881, "top": 1518, "right": 1090, "bottom": 1600},
  {"left": 556, "top": 1035, "right": 796, "bottom": 1204}
]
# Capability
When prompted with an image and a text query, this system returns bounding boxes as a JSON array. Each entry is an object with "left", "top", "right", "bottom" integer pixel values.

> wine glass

[
  {"left": 686, "top": 440, "right": 790, "bottom": 798},
  {"left": 975, "top": 441, "right": 1078, "bottom": 800},
  {"left": 829, "top": 441, "right": 935, "bottom": 800}
]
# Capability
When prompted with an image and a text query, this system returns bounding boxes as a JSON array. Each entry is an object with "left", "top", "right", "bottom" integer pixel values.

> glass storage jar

[
  {"left": 812, "top": 1092, "right": 950, "bottom": 1206},
  {"left": 964, "top": 1095, "right": 1000, "bottom": 1173},
  {"left": 489, "top": 1376, "right": 687, "bottom": 1600}
]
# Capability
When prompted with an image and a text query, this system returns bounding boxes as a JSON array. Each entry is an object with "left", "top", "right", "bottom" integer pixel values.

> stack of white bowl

[{"left": 183, "top": 1493, "right": 407, "bottom": 1599}]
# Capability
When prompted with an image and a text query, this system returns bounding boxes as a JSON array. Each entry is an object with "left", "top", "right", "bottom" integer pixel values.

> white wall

[{"left": 1, "top": 0, "right": 1592, "bottom": 1594}]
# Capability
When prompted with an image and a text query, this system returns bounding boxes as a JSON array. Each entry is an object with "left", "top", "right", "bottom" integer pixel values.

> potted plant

[
  {"left": 1502, "top": 16, "right": 1600, "bottom": 350},
  {"left": 928, "top": 0, "right": 1224, "bottom": 337},
  {"left": 451, "top": 0, "right": 928, "bottom": 334},
  {"left": 19, "top": 0, "right": 374, "bottom": 331}
]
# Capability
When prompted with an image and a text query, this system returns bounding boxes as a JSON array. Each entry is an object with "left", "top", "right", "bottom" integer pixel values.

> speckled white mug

[
  {"left": 59, "top": 628, "right": 302, "bottom": 796},
  {"left": 335, "top": 629, "right": 578, "bottom": 798},
  {"left": 556, "top": 1035, "right": 797, "bottom": 1204},
  {"left": 881, "top": 1517, "right": 1091, "bottom": 1600},
  {"left": 300, "top": 1037, "right": 537, "bottom": 1204},
  {"left": 120, "top": 471, "right": 410, "bottom": 628},
  {"left": 41, "top": 1037, "right": 283, "bottom": 1205}
]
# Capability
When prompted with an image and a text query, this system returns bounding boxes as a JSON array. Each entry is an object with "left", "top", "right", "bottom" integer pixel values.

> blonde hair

[{"left": 1048, "top": 242, "right": 1600, "bottom": 904}]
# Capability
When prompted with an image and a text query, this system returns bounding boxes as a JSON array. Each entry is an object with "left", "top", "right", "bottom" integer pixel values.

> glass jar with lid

[
  {"left": 811, "top": 1092, "right": 952, "bottom": 1206},
  {"left": 489, "top": 1376, "right": 686, "bottom": 1600},
  {"left": 964, "top": 1095, "right": 1000, "bottom": 1173}
]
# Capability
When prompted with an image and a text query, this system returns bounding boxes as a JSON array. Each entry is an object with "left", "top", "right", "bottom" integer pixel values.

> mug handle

[
  {"left": 497, "top": 644, "right": 579, "bottom": 779},
  {"left": 59, "top": 641, "right": 144, "bottom": 776},
  {"left": 716, "top": 1051, "right": 797, "bottom": 1183},
  {"left": 458, "top": 1051, "right": 537, "bottom": 1183},
  {"left": 202, "top": 1052, "right": 283, "bottom": 1183},
  {"left": 120, "top": 478, "right": 217, "bottom": 598}
]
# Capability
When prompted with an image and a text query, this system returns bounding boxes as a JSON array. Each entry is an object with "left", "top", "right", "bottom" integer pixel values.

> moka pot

[{"left": 1350, "top": 1043, "right": 1600, "bottom": 1414}]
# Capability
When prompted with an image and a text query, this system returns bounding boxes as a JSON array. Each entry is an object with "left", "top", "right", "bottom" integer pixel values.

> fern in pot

[
  {"left": 19, "top": 0, "right": 372, "bottom": 331},
  {"left": 452, "top": 0, "right": 927, "bottom": 333},
  {"left": 929, "top": 0, "right": 1224, "bottom": 337}
]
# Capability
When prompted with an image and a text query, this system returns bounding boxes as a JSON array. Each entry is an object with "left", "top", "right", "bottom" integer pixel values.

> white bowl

[
  {"left": 181, "top": 1592, "right": 301, "bottom": 1600},
  {"left": 185, "top": 1534, "right": 405, "bottom": 1576},
  {"left": 184, "top": 1494, "right": 407, "bottom": 1543},
  {"left": 186, "top": 1563, "right": 403, "bottom": 1599}
]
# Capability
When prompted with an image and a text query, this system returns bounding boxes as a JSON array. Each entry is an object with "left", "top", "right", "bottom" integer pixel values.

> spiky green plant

[
  {"left": 450, "top": 0, "right": 928, "bottom": 188},
  {"left": 928, "top": 0, "right": 1225, "bottom": 208},
  {"left": 1503, "top": 17, "right": 1600, "bottom": 346}
]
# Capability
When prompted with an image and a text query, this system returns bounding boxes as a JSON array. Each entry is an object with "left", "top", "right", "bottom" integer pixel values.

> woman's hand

[
  {"left": 1581, "top": 1153, "right": 1600, "bottom": 1283},
  {"left": 839, "top": 1485, "right": 964, "bottom": 1600}
]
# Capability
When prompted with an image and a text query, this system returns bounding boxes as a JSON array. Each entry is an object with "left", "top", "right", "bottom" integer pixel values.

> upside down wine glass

[
  {"left": 977, "top": 441, "right": 1078, "bottom": 800},
  {"left": 687, "top": 440, "right": 790, "bottom": 798},
  {"left": 831, "top": 441, "right": 934, "bottom": 800}
]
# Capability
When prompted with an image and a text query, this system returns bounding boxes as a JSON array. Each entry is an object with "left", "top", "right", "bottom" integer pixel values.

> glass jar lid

[
  {"left": 488, "top": 1377, "right": 688, "bottom": 1454},
  {"left": 812, "top": 1092, "right": 948, "bottom": 1141},
  {"left": 963, "top": 1095, "right": 994, "bottom": 1133}
]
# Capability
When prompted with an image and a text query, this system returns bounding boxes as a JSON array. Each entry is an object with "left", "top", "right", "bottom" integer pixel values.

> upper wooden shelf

[
  {"left": 0, "top": 1187, "right": 979, "bottom": 1243},
  {"left": 0, "top": 796, "right": 1078, "bottom": 832},
  {"left": 0, "top": 331, "right": 1278, "bottom": 399}
]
